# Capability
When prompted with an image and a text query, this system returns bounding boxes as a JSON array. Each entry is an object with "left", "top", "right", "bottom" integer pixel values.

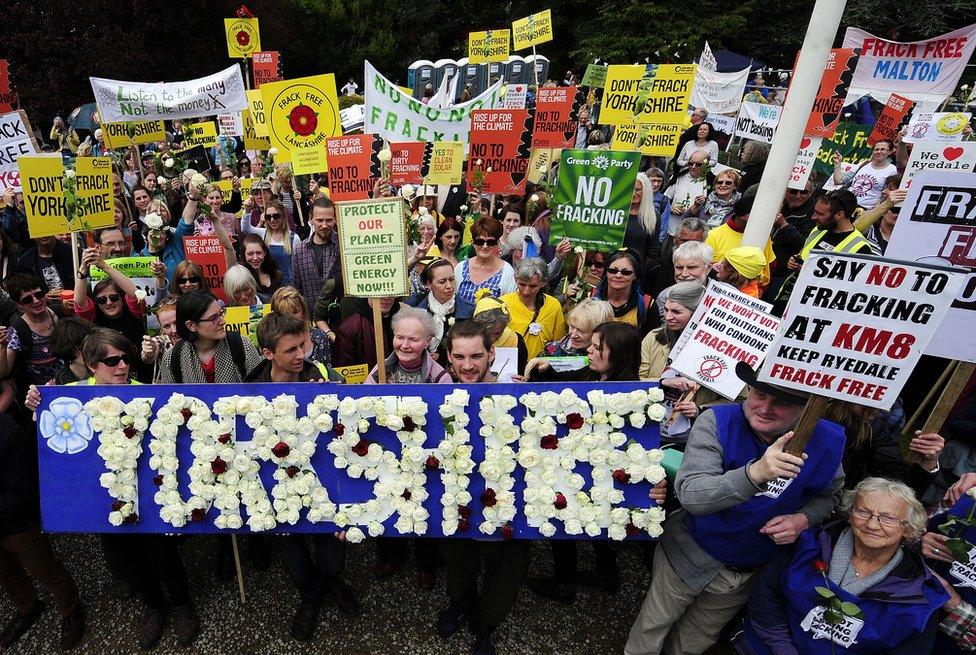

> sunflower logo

[{"left": 288, "top": 104, "right": 318, "bottom": 137}]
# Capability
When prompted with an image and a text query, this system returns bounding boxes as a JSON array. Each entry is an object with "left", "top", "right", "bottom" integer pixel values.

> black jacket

[
  {"left": 0, "top": 414, "right": 38, "bottom": 537},
  {"left": 17, "top": 241, "right": 74, "bottom": 289}
]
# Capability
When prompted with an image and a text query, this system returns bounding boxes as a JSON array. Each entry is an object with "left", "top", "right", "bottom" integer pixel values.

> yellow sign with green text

[
  {"left": 512, "top": 9, "right": 553, "bottom": 50},
  {"left": 225, "top": 18, "right": 261, "bottom": 58},
  {"left": 102, "top": 120, "right": 166, "bottom": 149},
  {"left": 633, "top": 64, "right": 697, "bottom": 125},
  {"left": 469, "top": 30, "right": 511, "bottom": 64},
  {"left": 611, "top": 123, "right": 683, "bottom": 156},
  {"left": 261, "top": 74, "right": 342, "bottom": 175},
  {"left": 21, "top": 156, "right": 115, "bottom": 238}
]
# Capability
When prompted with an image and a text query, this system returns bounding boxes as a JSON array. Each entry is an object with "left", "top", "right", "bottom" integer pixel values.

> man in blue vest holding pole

[{"left": 625, "top": 362, "right": 846, "bottom": 655}]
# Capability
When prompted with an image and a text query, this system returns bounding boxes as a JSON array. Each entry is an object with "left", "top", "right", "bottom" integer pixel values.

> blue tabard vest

[
  {"left": 687, "top": 403, "right": 845, "bottom": 568},
  {"left": 928, "top": 495, "right": 976, "bottom": 654},
  {"left": 741, "top": 528, "right": 949, "bottom": 654}
]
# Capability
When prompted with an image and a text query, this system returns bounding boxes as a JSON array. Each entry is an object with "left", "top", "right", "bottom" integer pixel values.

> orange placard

[
  {"left": 803, "top": 48, "right": 859, "bottom": 139},
  {"left": 868, "top": 93, "right": 916, "bottom": 145},
  {"left": 183, "top": 236, "right": 228, "bottom": 301},
  {"left": 467, "top": 109, "right": 531, "bottom": 195},
  {"left": 389, "top": 141, "right": 428, "bottom": 186},
  {"left": 326, "top": 134, "right": 381, "bottom": 202},
  {"left": 532, "top": 86, "right": 581, "bottom": 149}
]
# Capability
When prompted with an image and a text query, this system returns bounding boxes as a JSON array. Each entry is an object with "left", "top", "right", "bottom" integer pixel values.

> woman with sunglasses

[
  {"left": 240, "top": 234, "right": 283, "bottom": 302},
  {"left": 593, "top": 249, "right": 656, "bottom": 336},
  {"left": 168, "top": 261, "right": 209, "bottom": 297},
  {"left": 242, "top": 200, "right": 300, "bottom": 286},
  {"left": 158, "top": 290, "right": 262, "bottom": 384},
  {"left": 73, "top": 247, "right": 150, "bottom": 380},
  {"left": 454, "top": 217, "right": 516, "bottom": 305},
  {"left": 697, "top": 169, "right": 742, "bottom": 229}
]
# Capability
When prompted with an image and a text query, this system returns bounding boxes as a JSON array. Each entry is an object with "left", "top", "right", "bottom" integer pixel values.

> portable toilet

[
  {"left": 505, "top": 56, "right": 528, "bottom": 85},
  {"left": 433, "top": 59, "right": 460, "bottom": 95},
  {"left": 409, "top": 60, "right": 436, "bottom": 97},
  {"left": 525, "top": 54, "right": 550, "bottom": 86},
  {"left": 487, "top": 60, "right": 508, "bottom": 87}
]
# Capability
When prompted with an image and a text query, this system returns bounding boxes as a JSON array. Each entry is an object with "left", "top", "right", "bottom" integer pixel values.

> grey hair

[
  {"left": 676, "top": 217, "right": 708, "bottom": 237},
  {"left": 646, "top": 166, "right": 665, "bottom": 180},
  {"left": 567, "top": 299, "right": 614, "bottom": 332},
  {"left": 665, "top": 281, "right": 706, "bottom": 312},
  {"left": 741, "top": 141, "right": 771, "bottom": 165},
  {"left": 634, "top": 172, "right": 657, "bottom": 236},
  {"left": 391, "top": 305, "right": 437, "bottom": 339},
  {"left": 502, "top": 226, "right": 541, "bottom": 257},
  {"left": 514, "top": 256, "right": 549, "bottom": 284},
  {"left": 223, "top": 264, "right": 257, "bottom": 299},
  {"left": 418, "top": 214, "right": 436, "bottom": 230},
  {"left": 693, "top": 107, "right": 709, "bottom": 119},
  {"left": 690, "top": 148, "right": 710, "bottom": 163},
  {"left": 673, "top": 241, "right": 714, "bottom": 267},
  {"left": 840, "top": 477, "right": 927, "bottom": 541}
]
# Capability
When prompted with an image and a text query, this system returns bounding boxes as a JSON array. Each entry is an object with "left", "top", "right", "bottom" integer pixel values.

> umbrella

[{"left": 68, "top": 103, "right": 101, "bottom": 132}]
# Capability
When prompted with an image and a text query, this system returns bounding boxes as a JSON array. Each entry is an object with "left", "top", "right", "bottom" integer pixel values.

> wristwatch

[{"left": 77, "top": 269, "right": 89, "bottom": 280}]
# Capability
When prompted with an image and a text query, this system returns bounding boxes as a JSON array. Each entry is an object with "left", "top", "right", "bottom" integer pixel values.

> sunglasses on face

[
  {"left": 178, "top": 276, "right": 201, "bottom": 285},
  {"left": 95, "top": 293, "right": 122, "bottom": 305},
  {"left": 787, "top": 189, "right": 811, "bottom": 195},
  {"left": 18, "top": 290, "right": 45, "bottom": 304},
  {"left": 585, "top": 260, "right": 605, "bottom": 268},
  {"left": 607, "top": 267, "right": 634, "bottom": 276},
  {"left": 99, "top": 354, "right": 131, "bottom": 367},
  {"left": 715, "top": 180, "right": 734, "bottom": 186},
  {"left": 473, "top": 238, "right": 498, "bottom": 247},
  {"left": 688, "top": 162, "right": 704, "bottom": 167},
  {"left": 265, "top": 212, "right": 281, "bottom": 219}
]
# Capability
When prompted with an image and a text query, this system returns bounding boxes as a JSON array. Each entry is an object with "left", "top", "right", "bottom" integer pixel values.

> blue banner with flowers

[{"left": 36, "top": 382, "right": 666, "bottom": 541}]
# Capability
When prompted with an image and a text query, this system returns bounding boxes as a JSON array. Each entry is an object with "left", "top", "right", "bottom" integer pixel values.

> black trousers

[
  {"left": 101, "top": 534, "right": 190, "bottom": 609},
  {"left": 276, "top": 534, "right": 346, "bottom": 605},
  {"left": 440, "top": 539, "right": 530, "bottom": 636},
  {"left": 376, "top": 537, "right": 440, "bottom": 573},
  {"left": 549, "top": 540, "right": 618, "bottom": 584}
]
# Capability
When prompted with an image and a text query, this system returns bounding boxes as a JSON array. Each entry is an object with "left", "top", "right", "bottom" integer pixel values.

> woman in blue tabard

[{"left": 736, "top": 477, "right": 948, "bottom": 655}]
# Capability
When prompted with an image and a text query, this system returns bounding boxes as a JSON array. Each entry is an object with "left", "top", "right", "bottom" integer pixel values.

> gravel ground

[{"left": 1, "top": 534, "right": 734, "bottom": 654}]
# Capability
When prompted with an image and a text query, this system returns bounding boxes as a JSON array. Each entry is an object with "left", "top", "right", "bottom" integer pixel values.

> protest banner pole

[
  {"left": 784, "top": 394, "right": 830, "bottom": 457},
  {"left": 69, "top": 232, "right": 80, "bottom": 276},
  {"left": 740, "top": 0, "right": 848, "bottom": 250},
  {"left": 919, "top": 361, "right": 976, "bottom": 435},
  {"left": 372, "top": 301, "right": 387, "bottom": 383},
  {"left": 231, "top": 534, "right": 246, "bottom": 603},
  {"left": 902, "top": 360, "right": 958, "bottom": 436},
  {"left": 532, "top": 45, "right": 540, "bottom": 88},
  {"left": 243, "top": 59, "right": 251, "bottom": 90}
]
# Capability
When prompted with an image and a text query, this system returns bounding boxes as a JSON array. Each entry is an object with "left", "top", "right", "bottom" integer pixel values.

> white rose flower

[
  {"left": 400, "top": 184, "right": 415, "bottom": 198},
  {"left": 345, "top": 527, "right": 365, "bottom": 544},
  {"left": 538, "top": 522, "right": 556, "bottom": 538},
  {"left": 144, "top": 212, "right": 164, "bottom": 230},
  {"left": 164, "top": 158, "right": 175, "bottom": 168},
  {"left": 608, "top": 524, "right": 627, "bottom": 541},
  {"left": 268, "top": 147, "right": 279, "bottom": 156},
  {"left": 647, "top": 387, "right": 665, "bottom": 403},
  {"left": 377, "top": 147, "right": 392, "bottom": 162},
  {"left": 647, "top": 403, "right": 666, "bottom": 422}
]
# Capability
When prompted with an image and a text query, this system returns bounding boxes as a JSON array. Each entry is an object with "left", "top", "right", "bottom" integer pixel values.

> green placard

[
  {"left": 88, "top": 256, "right": 156, "bottom": 280},
  {"left": 550, "top": 149, "right": 642, "bottom": 252},
  {"left": 812, "top": 122, "right": 873, "bottom": 177},
  {"left": 581, "top": 64, "right": 608, "bottom": 88}
]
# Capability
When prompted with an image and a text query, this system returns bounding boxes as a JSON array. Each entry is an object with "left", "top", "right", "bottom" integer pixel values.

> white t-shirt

[
  {"left": 663, "top": 174, "right": 709, "bottom": 236},
  {"left": 848, "top": 162, "right": 897, "bottom": 209}
]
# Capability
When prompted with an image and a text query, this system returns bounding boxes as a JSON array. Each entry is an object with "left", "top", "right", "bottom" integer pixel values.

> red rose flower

[
  {"left": 211, "top": 457, "right": 227, "bottom": 475},
  {"left": 425, "top": 455, "right": 440, "bottom": 471},
  {"left": 111, "top": 500, "right": 123, "bottom": 512},
  {"left": 286, "top": 465, "right": 300, "bottom": 478},
  {"left": 335, "top": 422, "right": 345, "bottom": 436},
  {"left": 626, "top": 522, "right": 640, "bottom": 537},
  {"left": 403, "top": 416, "right": 417, "bottom": 432},
  {"left": 152, "top": 474, "right": 164, "bottom": 487},
  {"left": 288, "top": 104, "right": 318, "bottom": 137},
  {"left": 566, "top": 412, "right": 585, "bottom": 430},
  {"left": 612, "top": 469, "right": 631, "bottom": 484},
  {"left": 123, "top": 426, "right": 137, "bottom": 439},
  {"left": 501, "top": 524, "right": 514, "bottom": 540},
  {"left": 401, "top": 489, "right": 412, "bottom": 501},
  {"left": 236, "top": 30, "right": 250, "bottom": 46},
  {"left": 540, "top": 434, "right": 558, "bottom": 450},
  {"left": 458, "top": 519, "right": 470, "bottom": 532},
  {"left": 813, "top": 559, "right": 829, "bottom": 573},
  {"left": 218, "top": 433, "right": 232, "bottom": 444},
  {"left": 191, "top": 508, "right": 206, "bottom": 522},
  {"left": 554, "top": 492, "right": 567, "bottom": 510},
  {"left": 123, "top": 513, "right": 138, "bottom": 525},
  {"left": 481, "top": 488, "right": 497, "bottom": 507},
  {"left": 271, "top": 441, "right": 290, "bottom": 458},
  {"left": 351, "top": 439, "right": 370, "bottom": 457},
  {"left": 180, "top": 408, "right": 192, "bottom": 423},
  {"left": 236, "top": 4, "right": 253, "bottom": 18},
  {"left": 458, "top": 505, "right": 471, "bottom": 518}
]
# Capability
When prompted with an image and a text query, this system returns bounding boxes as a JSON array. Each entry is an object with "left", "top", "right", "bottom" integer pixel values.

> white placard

[
  {"left": 757, "top": 252, "right": 963, "bottom": 409},
  {"left": 217, "top": 113, "right": 244, "bottom": 137},
  {"left": 900, "top": 142, "right": 976, "bottom": 189},
  {"left": 788, "top": 137, "right": 823, "bottom": 190},
  {"left": 904, "top": 111, "right": 971, "bottom": 143},
  {"left": 733, "top": 101, "right": 781, "bottom": 144},
  {"left": 690, "top": 66, "right": 750, "bottom": 115},
  {"left": 0, "top": 111, "right": 37, "bottom": 192},
  {"left": 503, "top": 84, "right": 528, "bottom": 109},
  {"left": 670, "top": 279, "right": 772, "bottom": 361}
]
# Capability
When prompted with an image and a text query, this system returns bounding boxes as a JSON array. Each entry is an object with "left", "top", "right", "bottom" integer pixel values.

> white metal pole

[{"left": 741, "top": 0, "right": 848, "bottom": 249}]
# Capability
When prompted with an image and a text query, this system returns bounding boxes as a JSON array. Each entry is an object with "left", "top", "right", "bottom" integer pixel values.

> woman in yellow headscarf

[
  {"left": 713, "top": 245, "right": 766, "bottom": 298},
  {"left": 471, "top": 288, "right": 528, "bottom": 380}
]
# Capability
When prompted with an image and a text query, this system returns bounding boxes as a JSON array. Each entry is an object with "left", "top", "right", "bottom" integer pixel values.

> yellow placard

[
  {"left": 633, "top": 64, "right": 697, "bottom": 125},
  {"left": 469, "top": 30, "right": 511, "bottom": 64},
  {"left": 261, "top": 74, "right": 342, "bottom": 175},
  {"left": 224, "top": 305, "right": 254, "bottom": 344},
  {"left": 397, "top": 86, "right": 414, "bottom": 97},
  {"left": 183, "top": 121, "right": 218, "bottom": 148},
  {"left": 215, "top": 178, "right": 253, "bottom": 204},
  {"left": 102, "top": 120, "right": 166, "bottom": 149},
  {"left": 424, "top": 141, "right": 464, "bottom": 185},
  {"left": 611, "top": 123, "right": 683, "bottom": 156},
  {"left": 512, "top": 9, "right": 553, "bottom": 50},
  {"left": 334, "top": 364, "right": 369, "bottom": 384},
  {"left": 242, "top": 109, "right": 270, "bottom": 151},
  {"left": 246, "top": 90, "right": 268, "bottom": 138},
  {"left": 600, "top": 65, "right": 645, "bottom": 126},
  {"left": 225, "top": 18, "right": 261, "bottom": 58},
  {"left": 21, "top": 155, "right": 115, "bottom": 238}
]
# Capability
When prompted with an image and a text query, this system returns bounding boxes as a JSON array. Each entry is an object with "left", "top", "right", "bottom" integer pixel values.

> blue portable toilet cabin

[
  {"left": 505, "top": 56, "right": 528, "bottom": 85},
  {"left": 408, "top": 60, "right": 436, "bottom": 97}
]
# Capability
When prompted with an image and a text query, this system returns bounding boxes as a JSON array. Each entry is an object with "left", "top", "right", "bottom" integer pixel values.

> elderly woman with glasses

[
  {"left": 698, "top": 169, "right": 742, "bottom": 229},
  {"left": 736, "top": 477, "right": 948, "bottom": 655},
  {"left": 500, "top": 257, "right": 566, "bottom": 360},
  {"left": 542, "top": 298, "right": 614, "bottom": 358},
  {"left": 454, "top": 217, "right": 516, "bottom": 305},
  {"left": 158, "top": 290, "right": 262, "bottom": 383}
]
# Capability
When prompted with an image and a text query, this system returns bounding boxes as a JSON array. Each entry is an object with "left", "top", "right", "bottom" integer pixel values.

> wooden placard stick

[
  {"left": 231, "top": 534, "right": 246, "bottom": 603},
  {"left": 919, "top": 361, "right": 976, "bottom": 435},
  {"left": 784, "top": 394, "right": 830, "bottom": 457},
  {"left": 372, "top": 300, "right": 387, "bottom": 383},
  {"left": 902, "top": 360, "right": 958, "bottom": 438}
]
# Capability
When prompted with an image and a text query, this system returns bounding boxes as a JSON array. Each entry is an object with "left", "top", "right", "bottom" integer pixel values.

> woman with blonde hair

[
  {"left": 541, "top": 298, "right": 614, "bottom": 357},
  {"left": 698, "top": 169, "right": 742, "bottom": 229},
  {"left": 241, "top": 199, "right": 300, "bottom": 286}
]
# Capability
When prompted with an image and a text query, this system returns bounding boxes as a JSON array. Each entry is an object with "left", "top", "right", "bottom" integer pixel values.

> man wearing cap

[
  {"left": 245, "top": 179, "right": 296, "bottom": 231},
  {"left": 625, "top": 362, "right": 845, "bottom": 655},
  {"left": 705, "top": 187, "right": 776, "bottom": 288}
]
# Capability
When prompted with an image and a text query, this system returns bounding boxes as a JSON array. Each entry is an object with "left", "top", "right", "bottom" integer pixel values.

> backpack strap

[
  {"left": 226, "top": 331, "right": 248, "bottom": 381},
  {"left": 170, "top": 340, "right": 184, "bottom": 384}
]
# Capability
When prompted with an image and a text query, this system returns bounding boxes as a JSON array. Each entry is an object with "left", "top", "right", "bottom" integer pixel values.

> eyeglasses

[
  {"left": 197, "top": 308, "right": 227, "bottom": 325},
  {"left": 473, "top": 238, "right": 498, "bottom": 247},
  {"left": 178, "top": 276, "right": 201, "bottom": 285},
  {"left": 585, "top": 260, "right": 605, "bottom": 268},
  {"left": 688, "top": 161, "right": 704, "bottom": 167},
  {"left": 18, "top": 290, "right": 45, "bottom": 304},
  {"left": 95, "top": 293, "right": 122, "bottom": 305},
  {"left": 787, "top": 189, "right": 811, "bottom": 195},
  {"left": 715, "top": 180, "right": 734, "bottom": 186},
  {"left": 850, "top": 507, "right": 909, "bottom": 528},
  {"left": 607, "top": 267, "right": 634, "bottom": 277},
  {"left": 98, "top": 354, "right": 131, "bottom": 367}
]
